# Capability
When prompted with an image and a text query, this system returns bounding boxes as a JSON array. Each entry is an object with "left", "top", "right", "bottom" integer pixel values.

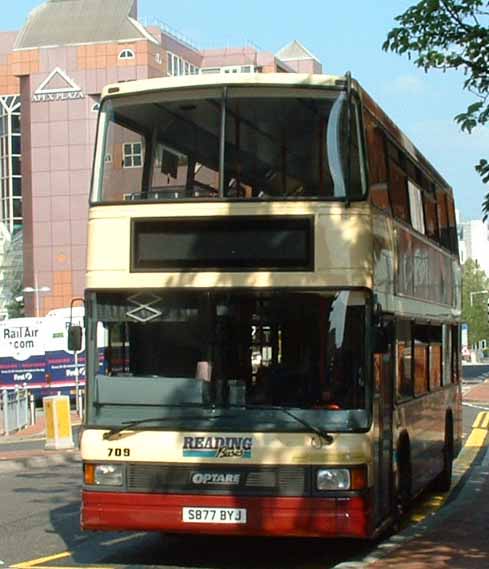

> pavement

[
  {"left": 363, "top": 448, "right": 489, "bottom": 569},
  {"left": 1, "top": 381, "right": 489, "bottom": 568},
  {"left": 354, "top": 379, "right": 489, "bottom": 569},
  {"left": 0, "top": 411, "right": 81, "bottom": 472},
  {"left": 461, "top": 380, "right": 489, "bottom": 404}
]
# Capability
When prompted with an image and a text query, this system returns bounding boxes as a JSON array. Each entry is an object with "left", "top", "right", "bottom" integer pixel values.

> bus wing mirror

[
  {"left": 68, "top": 325, "right": 83, "bottom": 352},
  {"left": 373, "top": 327, "right": 389, "bottom": 354}
]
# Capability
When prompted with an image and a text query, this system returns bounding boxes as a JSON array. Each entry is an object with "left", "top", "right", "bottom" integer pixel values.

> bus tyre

[
  {"left": 433, "top": 421, "right": 453, "bottom": 492},
  {"left": 397, "top": 444, "right": 412, "bottom": 513}
]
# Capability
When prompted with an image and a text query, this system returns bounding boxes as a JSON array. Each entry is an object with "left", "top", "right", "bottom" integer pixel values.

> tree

[
  {"left": 461, "top": 259, "right": 489, "bottom": 346},
  {"left": 0, "top": 228, "right": 23, "bottom": 318},
  {"left": 4, "top": 279, "right": 24, "bottom": 318},
  {"left": 383, "top": 0, "right": 489, "bottom": 220}
]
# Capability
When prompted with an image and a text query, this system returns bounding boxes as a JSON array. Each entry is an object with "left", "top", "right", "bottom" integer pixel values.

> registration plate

[{"left": 182, "top": 507, "right": 247, "bottom": 524}]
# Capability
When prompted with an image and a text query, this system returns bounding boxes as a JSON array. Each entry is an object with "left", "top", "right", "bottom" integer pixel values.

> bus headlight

[
  {"left": 93, "top": 464, "right": 124, "bottom": 486},
  {"left": 317, "top": 468, "right": 351, "bottom": 490}
]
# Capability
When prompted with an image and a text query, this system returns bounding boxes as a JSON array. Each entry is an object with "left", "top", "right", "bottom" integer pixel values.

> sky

[{"left": 7, "top": 0, "right": 489, "bottom": 221}]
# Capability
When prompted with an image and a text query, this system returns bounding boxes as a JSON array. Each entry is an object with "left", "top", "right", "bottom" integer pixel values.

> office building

[
  {"left": 0, "top": 0, "right": 322, "bottom": 317},
  {"left": 458, "top": 218, "right": 489, "bottom": 276}
]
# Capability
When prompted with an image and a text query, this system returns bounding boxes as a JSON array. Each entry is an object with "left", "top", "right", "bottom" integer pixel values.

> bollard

[
  {"left": 43, "top": 395, "right": 74, "bottom": 450},
  {"left": 29, "top": 393, "right": 36, "bottom": 426}
]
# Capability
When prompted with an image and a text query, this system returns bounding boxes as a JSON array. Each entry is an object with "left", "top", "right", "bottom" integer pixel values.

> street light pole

[{"left": 22, "top": 275, "right": 51, "bottom": 317}]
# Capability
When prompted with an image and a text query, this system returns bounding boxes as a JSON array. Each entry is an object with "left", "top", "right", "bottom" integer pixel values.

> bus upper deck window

[{"left": 93, "top": 89, "right": 368, "bottom": 203}]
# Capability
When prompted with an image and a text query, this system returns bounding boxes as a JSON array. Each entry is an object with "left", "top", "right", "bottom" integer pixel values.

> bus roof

[
  {"left": 100, "top": 72, "right": 346, "bottom": 100},
  {"left": 100, "top": 72, "right": 453, "bottom": 195}
]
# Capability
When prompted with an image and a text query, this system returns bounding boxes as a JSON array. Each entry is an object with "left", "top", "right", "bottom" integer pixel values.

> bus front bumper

[{"left": 81, "top": 491, "right": 372, "bottom": 538}]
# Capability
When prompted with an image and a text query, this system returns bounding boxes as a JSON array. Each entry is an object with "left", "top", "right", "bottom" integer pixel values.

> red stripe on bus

[{"left": 81, "top": 491, "right": 372, "bottom": 538}]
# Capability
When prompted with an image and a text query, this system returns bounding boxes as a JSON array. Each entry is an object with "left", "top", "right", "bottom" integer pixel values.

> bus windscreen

[
  {"left": 93, "top": 88, "right": 366, "bottom": 203},
  {"left": 89, "top": 289, "right": 367, "bottom": 415}
]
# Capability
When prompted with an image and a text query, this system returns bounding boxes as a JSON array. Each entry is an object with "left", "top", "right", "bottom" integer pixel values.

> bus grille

[{"left": 126, "top": 464, "right": 309, "bottom": 496}]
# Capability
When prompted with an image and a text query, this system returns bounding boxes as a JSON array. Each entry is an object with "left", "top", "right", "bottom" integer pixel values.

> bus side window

[
  {"left": 387, "top": 142, "right": 410, "bottom": 224},
  {"left": 429, "top": 340, "right": 442, "bottom": 390},
  {"left": 442, "top": 325, "right": 452, "bottom": 386},
  {"left": 396, "top": 319, "right": 413, "bottom": 400},
  {"left": 423, "top": 189, "right": 439, "bottom": 243},
  {"left": 446, "top": 195, "right": 459, "bottom": 256},
  {"left": 364, "top": 111, "right": 390, "bottom": 213},
  {"left": 436, "top": 189, "right": 450, "bottom": 250},
  {"left": 412, "top": 324, "right": 443, "bottom": 396},
  {"left": 451, "top": 325, "right": 460, "bottom": 384},
  {"left": 413, "top": 338, "right": 428, "bottom": 397}
]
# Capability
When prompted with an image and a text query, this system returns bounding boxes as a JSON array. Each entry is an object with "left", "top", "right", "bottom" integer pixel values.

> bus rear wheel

[
  {"left": 433, "top": 421, "right": 453, "bottom": 492},
  {"left": 397, "top": 443, "right": 412, "bottom": 514}
]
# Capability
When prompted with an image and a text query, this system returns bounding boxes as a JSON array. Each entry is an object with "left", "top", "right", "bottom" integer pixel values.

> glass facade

[
  {"left": 167, "top": 52, "right": 199, "bottom": 76},
  {"left": 0, "top": 95, "right": 22, "bottom": 233}
]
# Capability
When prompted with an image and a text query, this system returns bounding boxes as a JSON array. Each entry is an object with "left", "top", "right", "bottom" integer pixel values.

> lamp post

[{"left": 22, "top": 277, "right": 51, "bottom": 317}]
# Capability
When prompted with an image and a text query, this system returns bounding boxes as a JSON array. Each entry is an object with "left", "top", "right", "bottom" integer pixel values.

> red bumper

[{"left": 82, "top": 491, "right": 372, "bottom": 538}]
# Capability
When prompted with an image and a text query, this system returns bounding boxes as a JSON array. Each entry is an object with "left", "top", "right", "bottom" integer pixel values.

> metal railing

[
  {"left": 140, "top": 17, "right": 200, "bottom": 52},
  {"left": 0, "top": 387, "right": 30, "bottom": 435}
]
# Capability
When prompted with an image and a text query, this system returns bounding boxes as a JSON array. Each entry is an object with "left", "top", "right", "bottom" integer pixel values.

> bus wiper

[
  {"left": 102, "top": 413, "right": 227, "bottom": 440},
  {"left": 103, "top": 406, "right": 334, "bottom": 446},
  {"left": 243, "top": 404, "right": 334, "bottom": 446}
]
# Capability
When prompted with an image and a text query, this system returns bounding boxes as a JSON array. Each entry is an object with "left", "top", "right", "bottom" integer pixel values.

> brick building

[{"left": 0, "top": 0, "right": 322, "bottom": 317}]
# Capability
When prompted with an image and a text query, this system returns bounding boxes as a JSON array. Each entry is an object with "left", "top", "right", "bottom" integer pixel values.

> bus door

[{"left": 373, "top": 321, "right": 394, "bottom": 525}]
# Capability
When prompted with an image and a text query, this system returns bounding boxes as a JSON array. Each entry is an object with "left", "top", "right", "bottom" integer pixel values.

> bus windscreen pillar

[{"left": 43, "top": 395, "right": 74, "bottom": 450}]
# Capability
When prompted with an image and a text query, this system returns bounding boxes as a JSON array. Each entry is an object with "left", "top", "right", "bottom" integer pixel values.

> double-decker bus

[{"left": 79, "top": 73, "right": 462, "bottom": 539}]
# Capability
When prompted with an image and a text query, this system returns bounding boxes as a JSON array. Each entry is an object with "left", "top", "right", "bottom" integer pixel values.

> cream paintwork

[
  {"left": 86, "top": 201, "right": 373, "bottom": 290},
  {"left": 87, "top": 200, "right": 462, "bottom": 324},
  {"left": 371, "top": 210, "right": 462, "bottom": 320},
  {"left": 81, "top": 428, "right": 374, "bottom": 484},
  {"left": 100, "top": 73, "right": 345, "bottom": 102}
]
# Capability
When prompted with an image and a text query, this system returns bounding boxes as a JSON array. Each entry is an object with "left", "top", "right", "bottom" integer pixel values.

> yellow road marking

[
  {"left": 13, "top": 566, "right": 112, "bottom": 569},
  {"left": 100, "top": 533, "right": 145, "bottom": 546},
  {"left": 11, "top": 552, "right": 71, "bottom": 568},
  {"left": 11, "top": 531, "right": 144, "bottom": 568},
  {"left": 480, "top": 411, "right": 489, "bottom": 429},
  {"left": 472, "top": 411, "right": 489, "bottom": 429}
]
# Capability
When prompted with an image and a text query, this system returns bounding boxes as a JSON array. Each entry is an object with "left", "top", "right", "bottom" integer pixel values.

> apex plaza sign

[{"left": 32, "top": 67, "right": 85, "bottom": 103}]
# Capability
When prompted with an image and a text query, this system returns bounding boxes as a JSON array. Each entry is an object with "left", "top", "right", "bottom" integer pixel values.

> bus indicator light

[{"left": 84, "top": 463, "right": 95, "bottom": 485}]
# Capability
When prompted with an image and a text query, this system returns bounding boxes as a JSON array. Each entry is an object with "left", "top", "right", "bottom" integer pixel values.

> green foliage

[
  {"left": 475, "top": 159, "right": 489, "bottom": 220},
  {"left": 384, "top": 0, "right": 489, "bottom": 218},
  {"left": 3, "top": 276, "right": 24, "bottom": 318},
  {"left": 461, "top": 258, "right": 489, "bottom": 345}
]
